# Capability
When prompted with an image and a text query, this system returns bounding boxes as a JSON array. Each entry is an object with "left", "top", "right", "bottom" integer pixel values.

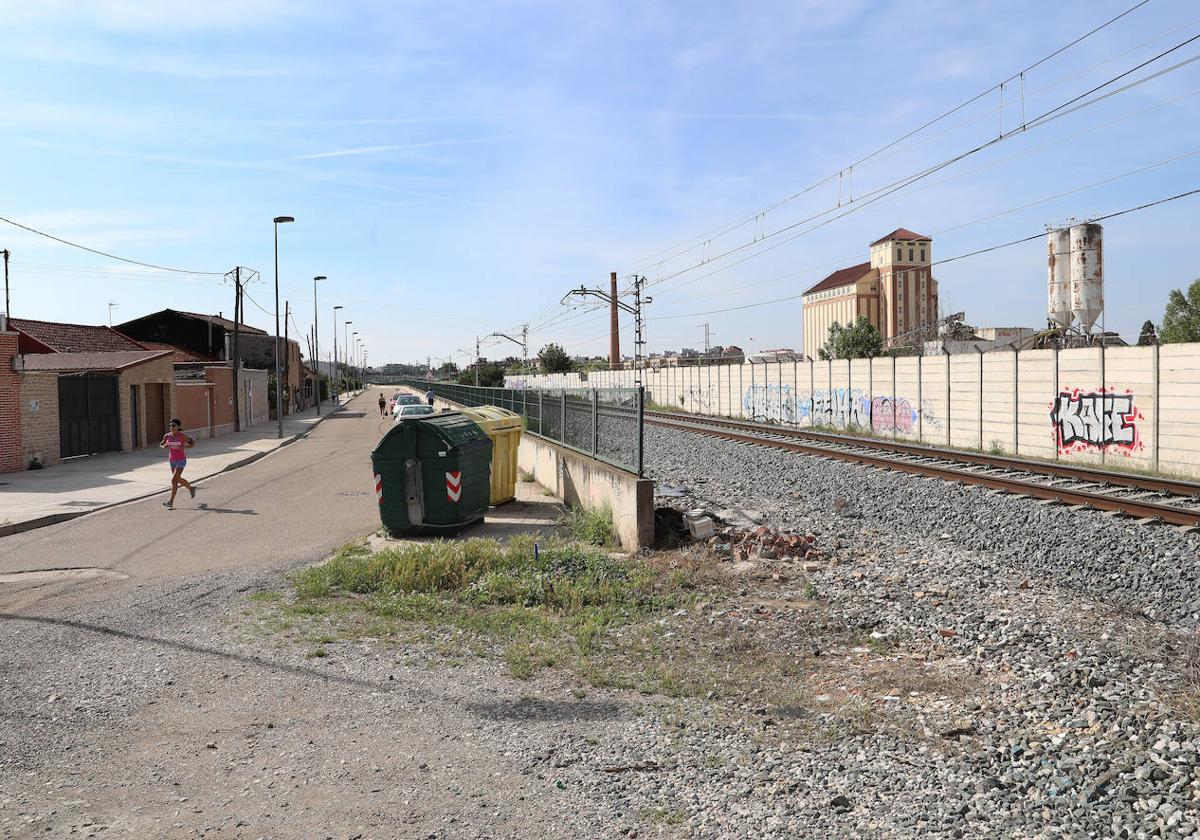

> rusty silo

[
  {"left": 1046, "top": 227, "right": 1072, "bottom": 328},
  {"left": 1069, "top": 222, "right": 1104, "bottom": 332}
]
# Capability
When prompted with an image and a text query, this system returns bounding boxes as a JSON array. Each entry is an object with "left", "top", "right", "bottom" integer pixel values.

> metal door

[{"left": 59, "top": 375, "right": 120, "bottom": 458}]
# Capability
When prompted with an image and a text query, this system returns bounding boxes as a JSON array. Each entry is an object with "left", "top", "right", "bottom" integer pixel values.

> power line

[
  {"left": 607, "top": 0, "right": 1154, "bottom": 279},
  {"left": 646, "top": 34, "right": 1200, "bottom": 292},
  {"left": 0, "top": 214, "right": 225, "bottom": 275},
  {"left": 646, "top": 185, "right": 1200, "bottom": 322}
]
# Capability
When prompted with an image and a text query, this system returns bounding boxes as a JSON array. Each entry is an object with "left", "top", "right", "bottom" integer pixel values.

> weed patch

[{"left": 558, "top": 505, "right": 616, "bottom": 547}]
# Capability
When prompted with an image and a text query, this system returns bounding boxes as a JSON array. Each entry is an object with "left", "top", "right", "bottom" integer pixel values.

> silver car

[{"left": 394, "top": 404, "right": 436, "bottom": 421}]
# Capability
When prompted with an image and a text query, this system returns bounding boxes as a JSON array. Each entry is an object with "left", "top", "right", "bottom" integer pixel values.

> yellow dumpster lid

[{"left": 460, "top": 405, "right": 523, "bottom": 431}]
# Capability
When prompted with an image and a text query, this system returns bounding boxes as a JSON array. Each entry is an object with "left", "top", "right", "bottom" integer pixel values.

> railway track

[{"left": 643, "top": 410, "right": 1200, "bottom": 529}]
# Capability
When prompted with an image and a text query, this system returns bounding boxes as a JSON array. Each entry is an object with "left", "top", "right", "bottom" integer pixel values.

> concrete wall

[
  {"left": 174, "top": 382, "right": 213, "bottom": 439},
  {"left": 506, "top": 342, "right": 1200, "bottom": 478},
  {"left": 0, "top": 330, "right": 22, "bottom": 473},
  {"left": 238, "top": 368, "right": 270, "bottom": 429},
  {"left": 517, "top": 432, "right": 654, "bottom": 550}
]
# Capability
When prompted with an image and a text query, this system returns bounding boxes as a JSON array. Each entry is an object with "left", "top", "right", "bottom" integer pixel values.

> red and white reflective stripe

[
  {"left": 445, "top": 471, "right": 462, "bottom": 502},
  {"left": 374, "top": 473, "right": 383, "bottom": 505}
]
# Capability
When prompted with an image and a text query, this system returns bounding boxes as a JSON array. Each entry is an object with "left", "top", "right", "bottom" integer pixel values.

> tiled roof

[
  {"left": 803, "top": 262, "right": 872, "bottom": 296},
  {"left": 870, "top": 228, "right": 929, "bottom": 246},
  {"left": 8, "top": 317, "right": 147, "bottom": 353},
  {"left": 136, "top": 340, "right": 218, "bottom": 364},
  {"left": 19, "top": 350, "right": 172, "bottom": 372}
]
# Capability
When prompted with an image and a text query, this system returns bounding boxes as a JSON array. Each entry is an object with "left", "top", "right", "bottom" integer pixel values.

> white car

[
  {"left": 391, "top": 394, "right": 423, "bottom": 415},
  {"left": 394, "top": 404, "right": 436, "bottom": 421}
]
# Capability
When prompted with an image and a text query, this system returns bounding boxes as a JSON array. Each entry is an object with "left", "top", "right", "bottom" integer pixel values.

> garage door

[{"left": 59, "top": 375, "right": 120, "bottom": 458}]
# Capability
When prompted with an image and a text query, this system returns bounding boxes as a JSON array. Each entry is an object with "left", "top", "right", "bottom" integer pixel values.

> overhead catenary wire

[
  {"left": 642, "top": 185, "right": 1200, "bottom": 322},
  {"left": 604, "top": 0, "right": 1154, "bottom": 280}
]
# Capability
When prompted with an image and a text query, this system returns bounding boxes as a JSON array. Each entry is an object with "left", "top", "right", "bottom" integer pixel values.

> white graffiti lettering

[{"left": 1051, "top": 390, "right": 1141, "bottom": 453}]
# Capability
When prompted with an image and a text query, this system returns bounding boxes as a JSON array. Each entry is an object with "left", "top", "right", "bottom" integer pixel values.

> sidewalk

[{"left": 0, "top": 393, "right": 366, "bottom": 538}]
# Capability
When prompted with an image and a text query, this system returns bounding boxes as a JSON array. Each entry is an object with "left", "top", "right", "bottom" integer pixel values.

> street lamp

[
  {"left": 313, "top": 276, "right": 326, "bottom": 415},
  {"left": 344, "top": 320, "right": 353, "bottom": 392},
  {"left": 272, "top": 215, "right": 295, "bottom": 439},
  {"left": 333, "top": 305, "right": 343, "bottom": 403}
]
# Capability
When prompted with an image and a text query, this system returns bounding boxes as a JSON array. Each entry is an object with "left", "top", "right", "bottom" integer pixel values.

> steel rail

[
  {"left": 644, "top": 410, "right": 1200, "bottom": 499},
  {"left": 646, "top": 414, "right": 1200, "bottom": 527}
]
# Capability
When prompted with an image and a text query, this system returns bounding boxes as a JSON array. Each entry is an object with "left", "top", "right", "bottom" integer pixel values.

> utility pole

[
  {"left": 231, "top": 267, "right": 243, "bottom": 433},
  {"left": 702, "top": 322, "right": 712, "bottom": 353},
  {"left": 475, "top": 335, "right": 480, "bottom": 386},
  {"left": 609, "top": 271, "right": 621, "bottom": 370},
  {"left": 313, "top": 276, "right": 325, "bottom": 415},
  {"left": 631, "top": 275, "right": 651, "bottom": 376},
  {"left": 489, "top": 328, "right": 527, "bottom": 374},
  {"left": 283, "top": 300, "right": 291, "bottom": 417},
  {"left": 2, "top": 249, "right": 9, "bottom": 319}
]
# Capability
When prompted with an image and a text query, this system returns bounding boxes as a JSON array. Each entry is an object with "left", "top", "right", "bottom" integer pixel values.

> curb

[{"left": 0, "top": 397, "right": 361, "bottom": 539}]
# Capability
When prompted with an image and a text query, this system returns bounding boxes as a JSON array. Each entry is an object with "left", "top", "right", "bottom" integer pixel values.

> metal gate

[{"left": 59, "top": 375, "right": 120, "bottom": 458}]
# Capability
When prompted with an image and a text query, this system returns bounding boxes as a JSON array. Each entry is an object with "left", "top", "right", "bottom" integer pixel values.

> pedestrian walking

[
  {"left": 425, "top": 388, "right": 435, "bottom": 406},
  {"left": 378, "top": 393, "right": 387, "bottom": 417},
  {"left": 160, "top": 419, "right": 196, "bottom": 509}
]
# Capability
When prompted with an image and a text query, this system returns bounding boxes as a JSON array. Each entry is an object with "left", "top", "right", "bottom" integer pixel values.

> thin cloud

[{"left": 281, "top": 136, "right": 518, "bottom": 162}]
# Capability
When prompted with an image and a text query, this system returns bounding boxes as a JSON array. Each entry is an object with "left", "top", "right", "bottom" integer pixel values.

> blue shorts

[{"left": 170, "top": 460, "right": 187, "bottom": 472}]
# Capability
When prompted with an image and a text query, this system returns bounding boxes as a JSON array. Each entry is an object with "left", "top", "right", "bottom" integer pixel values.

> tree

[
  {"left": 457, "top": 361, "right": 505, "bottom": 387},
  {"left": 435, "top": 361, "right": 458, "bottom": 377},
  {"left": 1137, "top": 320, "right": 1158, "bottom": 346},
  {"left": 538, "top": 342, "right": 573, "bottom": 373},
  {"left": 1160, "top": 279, "right": 1200, "bottom": 344},
  {"left": 818, "top": 316, "right": 883, "bottom": 360}
]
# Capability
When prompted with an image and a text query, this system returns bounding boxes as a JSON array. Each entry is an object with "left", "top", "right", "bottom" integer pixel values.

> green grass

[
  {"left": 558, "top": 505, "right": 616, "bottom": 547},
  {"left": 285, "top": 535, "right": 691, "bottom": 681}
]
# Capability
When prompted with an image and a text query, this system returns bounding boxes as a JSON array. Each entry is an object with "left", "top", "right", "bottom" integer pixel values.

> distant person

[
  {"left": 160, "top": 419, "right": 196, "bottom": 510},
  {"left": 378, "top": 393, "right": 387, "bottom": 417},
  {"left": 425, "top": 389, "right": 435, "bottom": 406}
]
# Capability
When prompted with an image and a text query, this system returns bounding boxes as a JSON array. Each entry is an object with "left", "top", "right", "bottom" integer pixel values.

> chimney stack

[{"left": 609, "top": 271, "right": 622, "bottom": 370}]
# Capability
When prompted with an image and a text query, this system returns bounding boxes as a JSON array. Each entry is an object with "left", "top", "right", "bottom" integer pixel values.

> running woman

[
  {"left": 378, "top": 393, "right": 387, "bottom": 417},
  {"left": 161, "top": 419, "right": 196, "bottom": 509}
]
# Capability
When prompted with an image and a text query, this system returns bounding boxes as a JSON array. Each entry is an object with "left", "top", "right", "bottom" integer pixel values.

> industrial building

[{"left": 801, "top": 228, "right": 940, "bottom": 360}]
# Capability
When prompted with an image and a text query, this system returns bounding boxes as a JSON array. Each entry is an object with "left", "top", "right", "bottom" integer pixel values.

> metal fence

[{"left": 401, "top": 380, "right": 644, "bottom": 476}]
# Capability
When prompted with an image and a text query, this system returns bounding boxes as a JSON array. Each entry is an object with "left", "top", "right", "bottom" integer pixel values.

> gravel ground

[{"left": 5, "top": 417, "right": 1199, "bottom": 839}]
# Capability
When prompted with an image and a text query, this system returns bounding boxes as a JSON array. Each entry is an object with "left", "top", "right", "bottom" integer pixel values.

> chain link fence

[{"left": 400, "top": 380, "right": 644, "bottom": 476}]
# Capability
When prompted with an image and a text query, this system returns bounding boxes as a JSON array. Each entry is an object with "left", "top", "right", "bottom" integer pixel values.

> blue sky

[{"left": 2, "top": 0, "right": 1198, "bottom": 366}]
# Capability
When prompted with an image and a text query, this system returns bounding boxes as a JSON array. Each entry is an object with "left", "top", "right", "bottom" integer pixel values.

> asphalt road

[{"left": 0, "top": 391, "right": 391, "bottom": 615}]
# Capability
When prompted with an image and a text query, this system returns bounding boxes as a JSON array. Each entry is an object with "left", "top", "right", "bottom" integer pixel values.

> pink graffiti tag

[
  {"left": 1050, "top": 387, "right": 1143, "bottom": 455},
  {"left": 870, "top": 396, "right": 917, "bottom": 433}
]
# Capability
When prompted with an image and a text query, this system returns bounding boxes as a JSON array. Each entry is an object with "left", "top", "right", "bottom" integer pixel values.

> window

[
  {"left": 896, "top": 248, "right": 902, "bottom": 260},
  {"left": 908, "top": 248, "right": 914, "bottom": 261},
  {"left": 920, "top": 249, "right": 925, "bottom": 261}
]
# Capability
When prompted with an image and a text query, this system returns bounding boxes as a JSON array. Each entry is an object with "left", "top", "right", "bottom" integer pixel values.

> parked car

[
  {"left": 394, "top": 404, "right": 436, "bottom": 421},
  {"left": 391, "top": 394, "right": 423, "bottom": 415}
]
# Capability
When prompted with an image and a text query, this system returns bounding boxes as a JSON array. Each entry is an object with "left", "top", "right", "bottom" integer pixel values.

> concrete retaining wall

[
  {"left": 517, "top": 431, "right": 654, "bottom": 550},
  {"left": 408, "top": 386, "right": 656, "bottom": 549}
]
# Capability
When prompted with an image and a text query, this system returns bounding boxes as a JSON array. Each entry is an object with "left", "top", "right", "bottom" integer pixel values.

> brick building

[
  {"left": 0, "top": 319, "right": 23, "bottom": 473},
  {"left": 116, "top": 309, "right": 265, "bottom": 361},
  {"left": 801, "top": 229, "right": 939, "bottom": 360}
]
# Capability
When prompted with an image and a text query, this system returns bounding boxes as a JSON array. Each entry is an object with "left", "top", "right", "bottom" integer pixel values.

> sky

[{"left": 1, "top": 0, "right": 1199, "bottom": 367}]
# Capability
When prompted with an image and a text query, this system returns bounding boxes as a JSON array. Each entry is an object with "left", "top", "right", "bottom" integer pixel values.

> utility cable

[
  {"left": 0, "top": 214, "right": 225, "bottom": 275},
  {"left": 645, "top": 185, "right": 1200, "bottom": 321},
  {"left": 606, "top": 0, "right": 1153, "bottom": 278}
]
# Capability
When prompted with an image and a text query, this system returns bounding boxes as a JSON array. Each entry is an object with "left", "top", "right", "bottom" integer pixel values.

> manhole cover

[{"left": 0, "top": 568, "right": 128, "bottom": 585}]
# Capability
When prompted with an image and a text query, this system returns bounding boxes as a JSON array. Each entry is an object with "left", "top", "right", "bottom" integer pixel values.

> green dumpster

[{"left": 371, "top": 412, "right": 493, "bottom": 535}]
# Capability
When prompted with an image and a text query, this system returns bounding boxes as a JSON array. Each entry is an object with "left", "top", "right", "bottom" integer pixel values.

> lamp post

[
  {"left": 344, "top": 320, "right": 353, "bottom": 394},
  {"left": 333, "top": 304, "right": 343, "bottom": 404},
  {"left": 313, "top": 276, "right": 326, "bottom": 415},
  {"left": 272, "top": 215, "right": 294, "bottom": 438},
  {"left": 352, "top": 332, "right": 359, "bottom": 387}
]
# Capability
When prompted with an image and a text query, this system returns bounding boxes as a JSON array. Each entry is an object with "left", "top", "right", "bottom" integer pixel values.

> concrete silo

[
  {"left": 1046, "top": 227, "right": 1072, "bottom": 328},
  {"left": 1069, "top": 223, "right": 1104, "bottom": 332}
]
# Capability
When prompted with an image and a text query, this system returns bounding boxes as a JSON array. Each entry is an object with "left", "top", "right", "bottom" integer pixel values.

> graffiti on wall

[
  {"left": 1051, "top": 388, "right": 1143, "bottom": 454},
  {"left": 742, "top": 385, "right": 942, "bottom": 432}
]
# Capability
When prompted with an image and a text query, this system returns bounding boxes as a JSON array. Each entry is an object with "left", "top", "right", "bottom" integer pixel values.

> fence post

[
  {"left": 847, "top": 358, "right": 853, "bottom": 430},
  {"left": 1100, "top": 343, "right": 1107, "bottom": 467},
  {"left": 1012, "top": 345, "right": 1019, "bottom": 455},
  {"left": 917, "top": 354, "right": 922, "bottom": 442},
  {"left": 1052, "top": 346, "right": 1059, "bottom": 461},
  {"left": 560, "top": 391, "right": 566, "bottom": 446},
  {"left": 1153, "top": 342, "right": 1160, "bottom": 472},
  {"left": 978, "top": 346, "right": 984, "bottom": 451},
  {"left": 891, "top": 354, "right": 897, "bottom": 440},
  {"left": 591, "top": 389, "right": 599, "bottom": 457},
  {"left": 538, "top": 391, "right": 544, "bottom": 436},
  {"left": 636, "top": 386, "right": 645, "bottom": 478}
]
